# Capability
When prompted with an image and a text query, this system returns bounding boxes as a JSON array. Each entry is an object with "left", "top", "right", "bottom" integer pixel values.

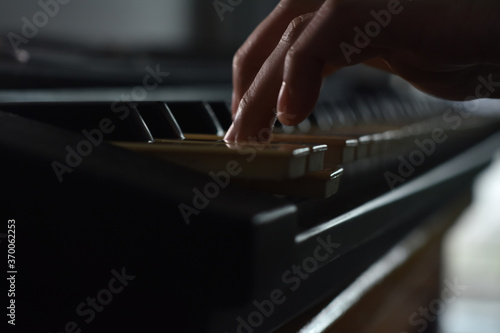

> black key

[
  {"left": 137, "top": 102, "right": 184, "bottom": 140},
  {"left": 332, "top": 100, "right": 356, "bottom": 127},
  {"left": 297, "top": 117, "right": 312, "bottom": 133},
  {"left": 167, "top": 101, "right": 224, "bottom": 135},
  {"left": 273, "top": 118, "right": 295, "bottom": 134},
  {"left": 311, "top": 102, "right": 333, "bottom": 131},
  {"left": 378, "top": 98, "right": 400, "bottom": 122},
  {"left": 352, "top": 99, "right": 375, "bottom": 123},
  {"left": 126, "top": 105, "right": 155, "bottom": 143},
  {"left": 208, "top": 101, "right": 233, "bottom": 132},
  {"left": 364, "top": 95, "right": 388, "bottom": 123}
]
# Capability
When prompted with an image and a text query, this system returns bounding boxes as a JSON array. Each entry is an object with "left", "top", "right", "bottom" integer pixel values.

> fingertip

[
  {"left": 224, "top": 106, "right": 277, "bottom": 143},
  {"left": 223, "top": 123, "right": 236, "bottom": 142},
  {"left": 276, "top": 81, "right": 294, "bottom": 126}
]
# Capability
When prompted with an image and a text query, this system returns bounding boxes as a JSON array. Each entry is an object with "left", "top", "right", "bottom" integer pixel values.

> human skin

[{"left": 224, "top": 0, "right": 500, "bottom": 142}]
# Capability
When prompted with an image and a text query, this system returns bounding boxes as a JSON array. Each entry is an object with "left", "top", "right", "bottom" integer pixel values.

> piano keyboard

[
  {"left": 111, "top": 140, "right": 326, "bottom": 180},
  {"left": 1, "top": 93, "right": 499, "bottom": 199}
]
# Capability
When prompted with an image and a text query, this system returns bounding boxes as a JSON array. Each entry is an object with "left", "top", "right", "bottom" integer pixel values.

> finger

[
  {"left": 225, "top": 13, "right": 316, "bottom": 142},
  {"left": 231, "top": 0, "right": 326, "bottom": 116},
  {"left": 277, "top": 0, "right": 392, "bottom": 125}
]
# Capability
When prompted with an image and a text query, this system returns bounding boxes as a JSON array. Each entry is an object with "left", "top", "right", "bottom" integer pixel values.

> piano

[
  {"left": 2, "top": 83, "right": 500, "bottom": 332},
  {"left": 2, "top": 2, "right": 500, "bottom": 332}
]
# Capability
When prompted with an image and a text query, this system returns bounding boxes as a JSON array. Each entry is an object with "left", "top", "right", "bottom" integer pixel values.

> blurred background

[
  {"left": 1, "top": 0, "right": 277, "bottom": 56},
  {"left": 0, "top": 0, "right": 282, "bottom": 88}
]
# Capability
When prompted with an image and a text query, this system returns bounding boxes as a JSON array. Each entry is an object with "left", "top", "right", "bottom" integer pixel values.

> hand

[{"left": 224, "top": 0, "right": 500, "bottom": 142}]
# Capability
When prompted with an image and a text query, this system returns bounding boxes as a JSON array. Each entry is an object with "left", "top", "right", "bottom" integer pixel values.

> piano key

[
  {"left": 180, "top": 134, "right": 327, "bottom": 172},
  {"left": 297, "top": 117, "right": 312, "bottom": 133},
  {"left": 381, "top": 130, "right": 404, "bottom": 157},
  {"left": 363, "top": 95, "right": 387, "bottom": 123},
  {"left": 356, "top": 135, "right": 371, "bottom": 159},
  {"left": 352, "top": 99, "right": 375, "bottom": 124},
  {"left": 373, "top": 132, "right": 391, "bottom": 158},
  {"left": 167, "top": 101, "right": 224, "bottom": 136},
  {"left": 271, "top": 133, "right": 357, "bottom": 165},
  {"left": 400, "top": 98, "right": 419, "bottom": 119},
  {"left": 304, "top": 143, "right": 327, "bottom": 171},
  {"left": 234, "top": 167, "right": 343, "bottom": 199},
  {"left": 273, "top": 119, "right": 296, "bottom": 134},
  {"left": 126, "top": 106, "right": 155, "bottom": 143},
  {"left": 203, "top": 102, "right": 226, "bottom": 136},
  {"left": 307, "top": 107, "right": 320, "bottom": 128},
  {"left": 136, "top": 102, "right": 185, "bottom": 140},
  {"left": 378, "top": 97, "right": 401, "bottom": 122},
  {"left": 310, "top": 102, "right": 334, "bottom": 131},
  {"left": 208, "top": 101, "right": 233, "bottom": 132},
  {"left": 111, "top": 140, "right": 312, "bottom": 180},
  {"left": 332, "top": 100, "right": 358, "bottom": 127},
  {"left": 271, "top": 119, "right": 289, "bottom": 134},
  {"left": 411, "top": 97, "right": 430, "bottom": 117},
  {"left": 281, "top": 123, "right": 296, "bottom": 134},
  {"left": 368, "top": 131, "right": 401, "bottom": 157}
]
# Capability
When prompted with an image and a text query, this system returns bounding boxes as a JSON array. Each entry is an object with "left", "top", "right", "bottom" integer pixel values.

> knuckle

[
  {"left": 238, "top": 95, "right": 250, "bottom": 111},
  {"left": 236, "top": 93, "right": 254, "bottom": 115},
  {"left": 285, "top": 45, "right": 304, "bottom": 64},
  {"left": 233, "top": 45, "right": 263, "bottom": 74}
]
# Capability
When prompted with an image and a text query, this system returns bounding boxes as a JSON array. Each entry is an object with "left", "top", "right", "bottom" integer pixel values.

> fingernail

[
  {"left": 224, "top": 123, "right": 235, "bottom": 142},
  {"left": 231, "top": 91, "right": 237, "bottom": 116},
  {"left": 277, "top": 81, "right": 293, "bottom": 125}
]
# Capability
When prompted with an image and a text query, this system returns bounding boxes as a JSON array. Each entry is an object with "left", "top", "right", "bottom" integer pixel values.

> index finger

[{"left": 231, "top": 0, "right": 325, "bottom": 116}]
